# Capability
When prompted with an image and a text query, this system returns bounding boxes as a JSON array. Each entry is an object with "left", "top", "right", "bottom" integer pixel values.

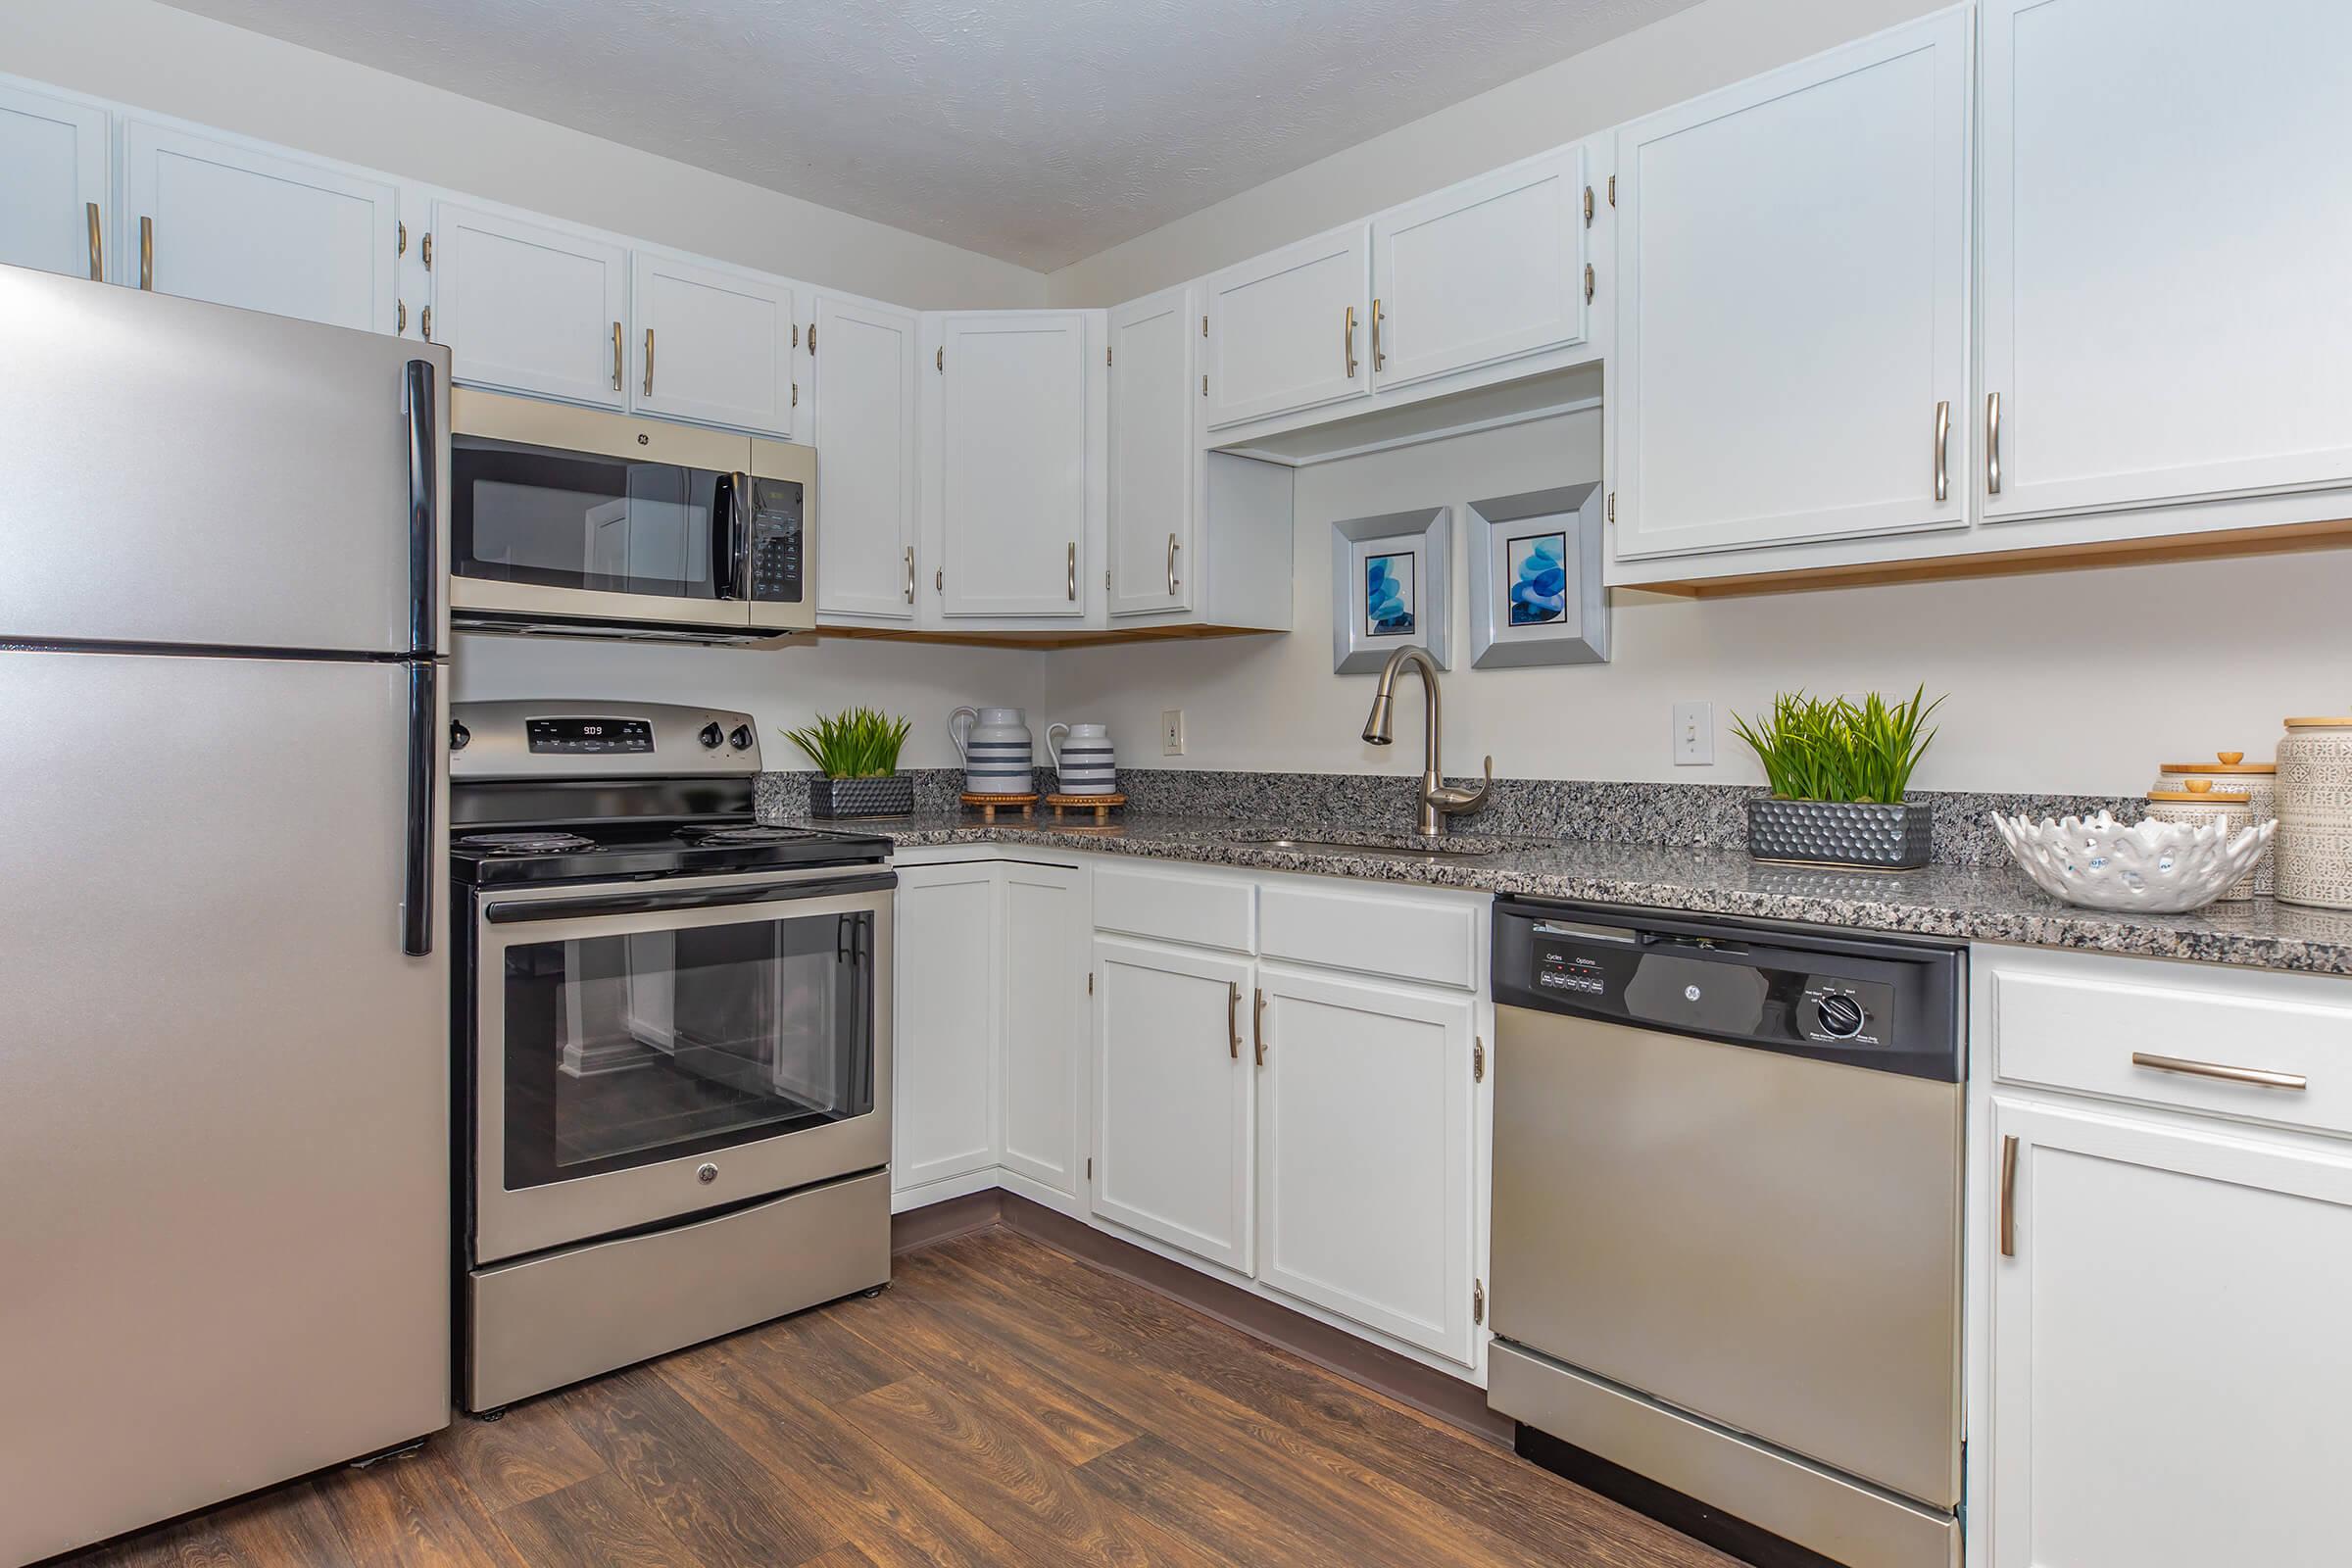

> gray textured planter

[
  {"left": 808, "top": 774, "right": 914, "bottom": 818},
  {"left": 1747, "top": 797, "right": 1932, "bottom": 870}
]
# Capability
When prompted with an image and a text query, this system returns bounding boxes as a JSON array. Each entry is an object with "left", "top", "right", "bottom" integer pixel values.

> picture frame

[
  {"left": 1331, "top": 507, "right": 1450, "bottom": 673},
  {"left": 1465, "top": 482, "right": 1608, "bottom": 667}
]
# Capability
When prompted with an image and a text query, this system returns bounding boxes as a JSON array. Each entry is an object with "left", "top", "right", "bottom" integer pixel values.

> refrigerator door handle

[
  {"left": 402, "top": 661, "right": 437, "bottom": 957},
  {"left": 404, "top": 359, "right": 439, "bottom": 657}
]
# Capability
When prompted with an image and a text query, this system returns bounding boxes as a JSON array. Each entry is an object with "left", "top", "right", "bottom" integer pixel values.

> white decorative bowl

[{"left": 1992, "top": 811, "right": 2278, "bottom": 914}]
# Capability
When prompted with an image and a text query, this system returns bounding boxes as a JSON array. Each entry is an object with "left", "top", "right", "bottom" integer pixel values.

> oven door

[{"left": 470, "top": 866, "right": 893, "bottom": 1264}]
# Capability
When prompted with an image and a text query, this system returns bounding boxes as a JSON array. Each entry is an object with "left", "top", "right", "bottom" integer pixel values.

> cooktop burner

[
  {"left": 683, "top": 825, "right": 827, "bottom": 847},
  {"left": 457, "top": 830, "right": 598, "bottom": 855}
]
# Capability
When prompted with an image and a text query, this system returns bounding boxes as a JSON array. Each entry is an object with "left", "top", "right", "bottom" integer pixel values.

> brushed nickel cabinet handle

[
  {"left": 1986, "top": 392, "right": 2002, "bottom": 495},
  {"left": 1227, "top": 981, "right": 1241, "bottom": 1060},
  {"left": 85, "top": 201, "right": 102, "bottom": 281},
  {"left": 643, "top": 327, "right": 655, "bottom": 397},
  {"left": 2132, "top": 1052, "right": 2307, "bottom": 1092},
  {"left": 1344, "top": 304, "right": 1357, "bottom": 378},
  {"left": 138, "top": 215, "right": 153, "bottom": 290},
  {"left": 1166, "top": 532, "right": 1181, "bottom": 594},
  {"left": 1999, "top": 1134, "right": 2019, "bottom": 1257},
  {"left": 904, "top": 546, "right": 916, "bottom": 604},
  {"left": 1067, "top": 541, "right": 1077, "bottom": 602},
  {"left": 1934, "top": 399, "right": 1950, "bottom": 503},
  {"left": 1252, "top": 987, "right": 1267, "bottom": 1067},
  {"left": 1371, "top": 297, "right": 1385, "bottom": 371},
  {"left": 611, "top": 321, "right": 622, "bottom": 390}
]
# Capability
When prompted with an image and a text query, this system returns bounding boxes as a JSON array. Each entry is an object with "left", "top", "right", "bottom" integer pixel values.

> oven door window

[
  {"left": 502, "top": 908, "right": 874, "bottom": 1188},
  {"left": 453, "top": 435, "right": 733, "bottom": 601}
]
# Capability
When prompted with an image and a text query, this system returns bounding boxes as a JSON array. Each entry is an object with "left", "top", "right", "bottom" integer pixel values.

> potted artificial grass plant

[
  {"left": 1731, "top": 687, "right": 1943, "bottom": 869},
  {"left": 785, "top": 708, "right": 915, "bottom": 818}
]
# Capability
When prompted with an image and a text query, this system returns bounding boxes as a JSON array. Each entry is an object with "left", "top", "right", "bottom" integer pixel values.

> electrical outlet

[
  {"left": 1161, "top": 709, "right": 1186, "bottom": 757},
  {"left": 1673, "top": 702, "right": 1714, "bottom": 766}
]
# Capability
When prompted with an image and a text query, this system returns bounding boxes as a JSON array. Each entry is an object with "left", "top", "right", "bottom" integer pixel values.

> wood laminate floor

[{"left": 60, "top": 1227, "right": 1735, "bottom": 1568}]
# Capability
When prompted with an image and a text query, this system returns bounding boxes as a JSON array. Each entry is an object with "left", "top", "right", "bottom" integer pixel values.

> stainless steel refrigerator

[{"left": 0, "top": 266, "right": 452, "bottom": 1565}]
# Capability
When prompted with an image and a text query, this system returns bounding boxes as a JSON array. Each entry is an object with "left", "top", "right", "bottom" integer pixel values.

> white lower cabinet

[
  {"left": 1091, "top": 935, "right": 1255, "bottom": 1272},
  {"left": 1984, "top": 1099, "right": 2352, "bottom": 1568},
  {"left": 1254, "top": 968, "right": 1477, "bottom": 1362},
  {"left": 891, "top": 863, "right": 999, "bottom": 1190},
  {"left": 998, "top": 863, "right": 1091, "bottom": 1199}
]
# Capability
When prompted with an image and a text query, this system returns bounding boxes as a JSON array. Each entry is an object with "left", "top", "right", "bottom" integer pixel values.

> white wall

[
  {"left": 1046, "top": 0, "right": 1945, "bottom": 306},
  {"left": 1040, "top": 414, "right": 2352, "bottom": 797},
  {"left": 2, "top": 0, "right": 1044, "bottom": 309}
]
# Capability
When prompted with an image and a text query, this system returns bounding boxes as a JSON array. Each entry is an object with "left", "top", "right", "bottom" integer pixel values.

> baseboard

[{"left": 896, "top": 1188, "right": 1510, "bottom": 1446}]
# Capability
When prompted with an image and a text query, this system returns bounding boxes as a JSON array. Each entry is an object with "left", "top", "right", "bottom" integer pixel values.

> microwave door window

[{"left": 453, "top": 438, "right": 721, "bottom": 601}]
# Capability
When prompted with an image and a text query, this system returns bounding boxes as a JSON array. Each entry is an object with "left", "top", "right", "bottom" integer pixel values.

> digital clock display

[{"left": 525, "top": 716, "right": 654, "bottom": 754}]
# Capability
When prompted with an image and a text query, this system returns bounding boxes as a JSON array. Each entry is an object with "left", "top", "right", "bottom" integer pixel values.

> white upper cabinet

[
  {"left": 123, "top": 120, "right": 399, "bottom": 334},
  {"left": 1107, "top": 285, "right": 1197, "bottom": 617},
  {"left": 630, "top": 250, "right": 797, "bottom": 437},
  {"left": 431, "top": 201, "right": 627, "bottom": 409},
  {"left": 811, "top": 295, "right": 920, "bottom": 620},
  {"left": 1980, "top": 0, "right": 2352, "bottom": 522},
  {"left": 1369, "top": 146, "right": 1590, "bottom": 393},
  {"left": 928, "top": 310, "right": 1092, "bottom": 618},
  {"left": 0, "top": 80, "right": 109, "bottom": 282},
  {"left": 1202, "top": 222, "right": 1371, "bottom": 430},
  {"left": 1611, "top": 8, "right": 1971, "bottom": 560}
]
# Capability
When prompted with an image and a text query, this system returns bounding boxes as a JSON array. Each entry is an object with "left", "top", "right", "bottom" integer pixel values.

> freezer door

[
  {"left": 0, "top": 650, "right": 450, "bottom": 1566},
  {"left": 0, "top": 266, "right": 450, "bottom": 655}
]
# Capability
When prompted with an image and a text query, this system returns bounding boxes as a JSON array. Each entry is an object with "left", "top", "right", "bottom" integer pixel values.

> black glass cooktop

[{"left": 451, "top": 816, "right": 891, "bottom": 887}]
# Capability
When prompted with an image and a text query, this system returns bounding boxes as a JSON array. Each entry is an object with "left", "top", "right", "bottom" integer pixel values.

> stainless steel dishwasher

[{"left": 1487, "top": 900, "right": 1964, "bottom": 1568}]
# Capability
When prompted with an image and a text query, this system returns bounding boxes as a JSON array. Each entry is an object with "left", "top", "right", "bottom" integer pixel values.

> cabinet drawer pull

[
  {"left": 138, "top": 215, "right": 153, "bottom": 290},
  {"left": 1985, "top": 392, "right": 2002, "bottom": 495},
  {"left": 612, "top": 321, "right": 622, "bottom": 390},
  {"left": 1933, "top": 399, "right": 1950, "bottom": 503},
  {"left": 1166, "top": 532, "right": 1181, "bottom": 594},
  {"left": 1998, "top": 1134, "right": 2019, "bottom": 1257},
  {"left": 1226, "top": 981, "right": 1241, "bottom": 1060},
  {"left": 2131, "top": 1052, "right": 2307, "bottom": 1092},
  {"left": 1344, "top": 304, "right": 1357, "bottom": 378},
  {"left": 86, "top": 201, "right": 102, "bottom": 282}
]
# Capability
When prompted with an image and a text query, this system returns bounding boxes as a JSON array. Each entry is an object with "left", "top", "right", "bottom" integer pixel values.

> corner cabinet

[
  {"left": 1984, "top": 1101, "right": 2352, "bottom": 1568},
  {"left": 430, "top": 201, "right": 629, "bottom": 409},
  {"left": 123, "top": 120, "right": 401, "bottom": 334},
  {"left": 1609, "top": 7, "right": 1971, "bottom": 562},
  {"left": 0, "top": 79, "right": 109, "bottom": 281},
  {"left": 810, "top": 294, "right": 922, "bottom": 621}
]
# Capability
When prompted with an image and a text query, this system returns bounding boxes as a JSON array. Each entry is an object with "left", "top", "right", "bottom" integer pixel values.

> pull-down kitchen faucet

[{"left": 1361, "top": 646, "right": 1492, "bottom": 835}]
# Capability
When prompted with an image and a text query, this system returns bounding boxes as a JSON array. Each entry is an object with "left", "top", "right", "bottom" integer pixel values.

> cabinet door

[
  {"left": 1202, "top": 222, "right": 1370, "bottom": 429},
  {"left": 1987, "top": 1101, "right": 2352, "bottom": 1567},
  {"left": 1092, "top": 937, "right": 1252, "bottom": 1271},
  {"left": 123, "top": 121, "right": 399, "bottom": 334},
  {"left": 0, "top": 81, "right": 109, "bottom": 282},
  {"left": 1611, "top": 9, "right": 1970, "bottom": 559},
  {"left": 891, "top": 866, "right": 999, "bottom": 1192},
  {"left": 631, "top": 250, "right": 796, "bottom": 436},
  {"left": 999, "top": 864, "right": 1090, "bottom": 1198},
  {"left": 1107, "top": 285, "right": 1196, "bottom": 616},
  {"left": 431, "top": 201, "right": 627, "bottom": 408},
  {"left": 1981, "top": 0, "right": 2352, "bottom": 520},
  {"left": 812, "top": 295, "right": 920, "bottom": 619},
  {"left": 933, "top": 311, "right": 1090, "bottom": 618},
  {"left": 1254, "top": 971, "right": 1476, "bottom": 1362},
  {"left": 1370, "top": 146, "right": 1590, "bottom": 393}
]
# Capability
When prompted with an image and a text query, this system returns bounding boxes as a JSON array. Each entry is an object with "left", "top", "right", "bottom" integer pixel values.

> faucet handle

[{"left": 1430, "top": 755, "right": 1494, "bottom": 817}]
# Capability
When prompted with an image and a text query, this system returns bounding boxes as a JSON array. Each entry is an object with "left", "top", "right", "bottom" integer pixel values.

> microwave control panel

[{"left": 748, "top": 477, "right": 804, "bottom": 604}]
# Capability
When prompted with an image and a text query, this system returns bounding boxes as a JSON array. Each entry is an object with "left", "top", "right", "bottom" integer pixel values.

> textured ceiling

[{"left": 156, "top": 0, "right": 1700, "bottom": 270}]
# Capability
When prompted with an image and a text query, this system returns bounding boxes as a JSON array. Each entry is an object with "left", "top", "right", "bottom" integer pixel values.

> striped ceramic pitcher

[{"left": 949, "top": 706, "right": 1032, "bottom": 795}]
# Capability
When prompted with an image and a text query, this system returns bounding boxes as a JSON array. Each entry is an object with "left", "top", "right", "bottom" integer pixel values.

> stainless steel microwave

[{"left": 449, "top": 389, "right": 815, "bottom": 643}]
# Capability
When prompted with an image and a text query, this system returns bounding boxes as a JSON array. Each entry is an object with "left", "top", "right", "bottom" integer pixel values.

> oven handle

[{"left": 483, "top": 870, "right": 897, "bottom": 924}]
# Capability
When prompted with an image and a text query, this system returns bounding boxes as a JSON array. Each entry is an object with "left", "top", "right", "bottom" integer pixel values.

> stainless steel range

[{"left": 451, "top": 700, "right": 893, "bottom": 1412}]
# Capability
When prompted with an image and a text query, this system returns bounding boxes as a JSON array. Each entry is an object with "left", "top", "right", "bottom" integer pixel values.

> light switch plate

[
  {"left": 1673, "top": 702, "right": 1714, "bottom": 765},
  {"left": 1161, "top": 709, "right": 1186, "bottom": 756}
]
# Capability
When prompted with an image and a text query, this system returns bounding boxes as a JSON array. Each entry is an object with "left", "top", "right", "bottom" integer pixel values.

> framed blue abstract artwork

[
  {"left": 1364, "top": 552, "right": 1417, "bottom": 637},
  {"left": 1331, "top": 508, "right": 1450, "bottom": 673},
  {"left": 1505, "top": 532, "right": 1568, "bottom": 625},
  {"left": 1467, "top": 484, "right": 1609, "bottom": 668}
]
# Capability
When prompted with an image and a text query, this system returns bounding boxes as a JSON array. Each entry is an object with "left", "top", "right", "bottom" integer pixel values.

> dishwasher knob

[
  {"left": 1816, "top": 994, "right": 1867, "bottom": 1039},
  {"left": 698, "top": 722, "right": 725, "bottom": 749}
]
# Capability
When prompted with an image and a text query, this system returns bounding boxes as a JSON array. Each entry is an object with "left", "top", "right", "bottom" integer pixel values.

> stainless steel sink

[{"left": 1227, "top": 832, "right": 1500, "bottom": 861}]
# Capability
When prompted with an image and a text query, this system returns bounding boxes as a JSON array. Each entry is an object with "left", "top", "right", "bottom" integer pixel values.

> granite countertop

[{"left": 764, "top": 808, "right": 2352, "bottom": 977}]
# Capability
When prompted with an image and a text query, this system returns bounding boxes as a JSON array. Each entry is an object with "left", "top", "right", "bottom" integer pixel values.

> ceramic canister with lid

[
  {"left": 949, "top": 706, "right": 1033, "bottom": 796},
  {"left": 2277, "top": 711, "right": 2352, "bottom": 909},
  {"left": 2151, "top": 751, "right": 2278, "bottom": 895},
  {"left": 2143, "top": 780, "right": 2257, "bottom": 901},
  {"left": 1047, "top": 721, "right": 1117, "bottom": 796}
]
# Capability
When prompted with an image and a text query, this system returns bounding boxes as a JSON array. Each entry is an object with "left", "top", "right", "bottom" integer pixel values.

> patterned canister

[
  {"left": 1047, "top": 722, "right": 1117, "bottom": 795},
  {"left": 2277, "top": 712, "right": 2352, "bottom": 909},
  {"left": 2152, "top": 751, "right": 2278, "bottom": 895},
  {"left": 2143, "top": 781, "right": 2256, "bottom": 901},
  {"left": 948, "top": 706, "right": 1033, "bottom": 795}
]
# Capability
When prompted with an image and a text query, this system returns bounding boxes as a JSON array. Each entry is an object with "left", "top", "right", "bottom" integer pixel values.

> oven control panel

[
  {"left": 526, "top": 716, "right": 653, "bottom": 755},
  {"left": 747, "top": 477, "right": 803, "bottom": 604}
]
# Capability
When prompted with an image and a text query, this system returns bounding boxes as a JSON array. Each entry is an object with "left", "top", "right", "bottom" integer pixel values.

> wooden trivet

[
  {"left": 959, "top": 790, "right": 1038, "bottom": 822},
  {"left": 1046, "top": 791, "right": 1128, "bottom": 823}
]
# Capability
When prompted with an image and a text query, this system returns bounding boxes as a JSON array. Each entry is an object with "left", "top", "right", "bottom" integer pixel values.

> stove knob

[
  {"left": 698, "top": 722, "right": 724, "bottom": 750},
  {"left": 729, "top": 724, "right": 755, "bottom": 752},
  {"left": 1816, "top": 995, "right": 1867, "bottom": 1040},
  {"left": 449, "top": 720, "right": 469, "bottom": 752}
]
